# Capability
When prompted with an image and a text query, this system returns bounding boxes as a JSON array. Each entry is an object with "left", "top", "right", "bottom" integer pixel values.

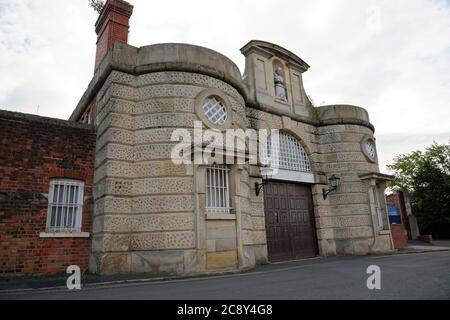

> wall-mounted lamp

[
  {"left": 322, "top": 175, "right": 341, "bottom": 200},
  {"left": 255, "top": 166, "right": 274, "bottom": 196}
]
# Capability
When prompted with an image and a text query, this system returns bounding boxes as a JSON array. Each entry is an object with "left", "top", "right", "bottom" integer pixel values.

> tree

[
  {"left": 89, "top": 0, "right": 105, "bottom": 13},
  {"left": 387, "top": 141, "right": 450, "bottom": 238}
]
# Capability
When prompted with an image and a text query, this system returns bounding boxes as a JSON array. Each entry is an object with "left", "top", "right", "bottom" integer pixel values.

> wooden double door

[{"left": 264, "top": 181, "right": 318, "bottom": 262}]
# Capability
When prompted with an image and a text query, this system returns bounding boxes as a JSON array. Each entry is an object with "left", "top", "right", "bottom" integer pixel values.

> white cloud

[{"left": 0, "top": 0, "right": 449, "bottom": 171}]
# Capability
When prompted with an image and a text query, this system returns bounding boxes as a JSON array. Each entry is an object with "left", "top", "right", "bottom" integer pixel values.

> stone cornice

[{"left": 241, "top": 40, "right": 310, "bottom": 73}]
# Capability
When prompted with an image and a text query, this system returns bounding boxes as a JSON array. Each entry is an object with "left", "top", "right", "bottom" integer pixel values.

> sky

[{"left": 0, "top": 0, "right": 449, "bottom": 172}]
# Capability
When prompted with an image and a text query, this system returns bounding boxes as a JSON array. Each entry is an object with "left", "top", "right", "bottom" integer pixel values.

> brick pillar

[{"left": 94, "top": 0, "right": 133, "bottom": 72}]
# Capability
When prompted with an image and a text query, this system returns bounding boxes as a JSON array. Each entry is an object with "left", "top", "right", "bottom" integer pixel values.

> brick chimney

[{"left": 94, "top": 0, "right": 134, "bottom": 72}]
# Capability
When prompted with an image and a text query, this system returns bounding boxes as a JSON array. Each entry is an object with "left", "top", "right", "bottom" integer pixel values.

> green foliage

[
  {"left": 89, "top": 0, "right": 105, "bottom": 14},
  {"left": 387, "top": 141, "right": 450, "bottom": 238}
]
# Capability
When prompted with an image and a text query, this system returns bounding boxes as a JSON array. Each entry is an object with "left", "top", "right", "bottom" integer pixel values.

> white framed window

[
  {"left": 268, "top": 132, "right": 311, "bottom": 172},
  {"left": 373, "top": 185, "right": 384, "bottom": 230},
  {"left": 203, "top": 96, "right": 228, "bottom": 126},
  {"left": 46, "top": 179, "right": 85, "bottom": 233},
  {"left": 206, "top": 164, "right": 231, "bottom": 214}
]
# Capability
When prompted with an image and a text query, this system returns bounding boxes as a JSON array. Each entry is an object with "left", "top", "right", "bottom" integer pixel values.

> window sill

[
  {"left": 39, "top": 232, "right": 90, "bottom": 239},
  {"left": 378, "top": 230, "right": 391, "bottom": 236},
  {"left": 206, "top": 213, "right": 236, "bottom": 221}
]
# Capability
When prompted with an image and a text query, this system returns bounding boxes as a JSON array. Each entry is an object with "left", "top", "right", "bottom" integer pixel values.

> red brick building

[
  {"left": 386, "top": 190, "right": 419, "bottom": 248},
  {"left": 0, "top": 111, "right": 96, "bottom": 275}
]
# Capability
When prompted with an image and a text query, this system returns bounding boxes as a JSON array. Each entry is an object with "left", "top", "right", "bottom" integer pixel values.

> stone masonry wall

[
  {"left": 315, "top": 124, "right": 380, "bottom": 255},
  {"left": 91, "top": 70, "right": 250, "bottom": 275}
]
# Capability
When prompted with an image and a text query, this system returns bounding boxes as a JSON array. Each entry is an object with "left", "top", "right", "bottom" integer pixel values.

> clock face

[{"left": 365, "top": 141, "right": 377, "bottom": 159}]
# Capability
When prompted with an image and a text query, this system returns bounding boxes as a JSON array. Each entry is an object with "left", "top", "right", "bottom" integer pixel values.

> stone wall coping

[
  {"left": 0, "top": 109, "right": 94, "bottom": 131},
  {"left": 359, "top": 172, "right": 395, "bottom": 181},
  {"left": 69, "top": 42, "right": 246, "bottom": 122},
  {"left": 69, "top": 43, "right": 376, "bottom": 133}
]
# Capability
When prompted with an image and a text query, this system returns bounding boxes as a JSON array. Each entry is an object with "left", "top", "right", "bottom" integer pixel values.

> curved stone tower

[{"left": 315, "top": 105, "right": 394, "bottom": 255}]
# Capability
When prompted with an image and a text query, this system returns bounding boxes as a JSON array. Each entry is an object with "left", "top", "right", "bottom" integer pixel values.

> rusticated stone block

[
  {"left": 134, "top": 113, "right": 199, "bottom": 130},
  {"left": 134, "top": 128, "right": 191, "bottom": 144},
  {"left": 137, "top": 84, "right": 204, "bottom": 101},
  {"left": 133, "top": 195, "right": 194, "bottom": 213},
  {"left": 130, "top": 231, "right": 195, "bottom": 250},
  {"left": 329, "top": 193, "right": 369, "bottom": 205},
  {"left": 315, "top": 215, "right": 372, "bottom": 229},
  {"left": 96, "top": 143, "right": 134, "bottom": 165},
  {"left": 93, "top": 213, "right": 195, "bottom": 233},
  {"left": 135, "top": 98, "right": 195, "bottom": 114},
  {"left": 97, "top": 99, "right": 135, "bottom": 125},
  {"left": 137, "top": 72, "right": 243, "bottom": 104},
  {"left": 97, "top": 128, "right": 134, "bottom": 150},
  {"left": 92, "top": 233, "right": 131, "bottom": 252},
  {"left": 333, "top": 226, "right": 373, "bottom": 240},
  {"left": 133, "top": 177, "right": 193, "bottom": 195},
  {"left": 94, "top": 196, "right": 132, "bottom": 215},
  {"left": 134, "top": 161, "right": 188, "bottom": 178},
  {"left": 134, "top": 143, "right": 177, "bottom": 161},
  {"left": 94, "top": 161, "right": 133, "bottom": 182}
]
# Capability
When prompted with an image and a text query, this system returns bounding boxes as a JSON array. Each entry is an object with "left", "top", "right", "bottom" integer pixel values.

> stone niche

[{"left": 241, "top": 40, "right": 315, "bottom": 119}]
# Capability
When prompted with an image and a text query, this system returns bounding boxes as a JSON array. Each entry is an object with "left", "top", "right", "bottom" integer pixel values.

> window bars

[
  {"left": 268, "top": 132, "right": 312, "bottom": 172},
  {"left": 203, "top": 96, "right": 228, "bottom": 125},
  {"left": 46, "top": 180, "right": 85, "bottom": 233},
  {"left": 206, "top": 165, "right": 231, "bottom": 213}
]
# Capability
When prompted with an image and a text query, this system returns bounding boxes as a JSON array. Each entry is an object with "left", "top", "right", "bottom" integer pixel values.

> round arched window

[
  {"left": 203, "top": 96, "right": 228, "bottom": 126},
  {"left": 267, "top": 132, "right": 311, "bottom": 172},
  {"left": 195, "top": 89, "right": 233, "bottom": 131}
]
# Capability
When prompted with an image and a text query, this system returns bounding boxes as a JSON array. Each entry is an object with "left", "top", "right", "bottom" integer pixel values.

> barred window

[
  {"left": 268, "top": 132, "right": 311, "bottom": 172},
  {"left": 203, "top": 96, "right": 228, "bottom": 125},
  {"left": 206, "top": 165, "right": 231, "bottom": 213},
  {"left": 46, "top": 179, "right": 84, "bottom": 233}
]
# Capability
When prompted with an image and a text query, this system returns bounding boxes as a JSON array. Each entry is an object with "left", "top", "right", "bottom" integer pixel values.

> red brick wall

[
  {"left": 386, "top": 193, "right": 408, "bottom": 248},
  {"left": 390, "top": 224, "right": 407, "bottom": 249},
  {"left": 94, "top": 0, "right": 133, "bottom": 71},
  {"left": 0, "top": 111, "right": 96, "bottom": 276}
]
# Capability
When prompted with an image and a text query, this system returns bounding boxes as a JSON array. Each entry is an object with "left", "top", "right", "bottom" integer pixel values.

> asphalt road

[{"left": 1, "top": 251, "right": 449, "bottom": 300}]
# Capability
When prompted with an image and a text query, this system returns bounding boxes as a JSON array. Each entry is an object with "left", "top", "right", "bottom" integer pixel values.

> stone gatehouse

[{"left": 0, "top": 0, "right": 395, "bottom": 276}]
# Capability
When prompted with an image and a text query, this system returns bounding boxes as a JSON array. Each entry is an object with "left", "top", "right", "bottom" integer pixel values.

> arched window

[{"left": 269, "top": 132, "right": 311, "bottom": 172}]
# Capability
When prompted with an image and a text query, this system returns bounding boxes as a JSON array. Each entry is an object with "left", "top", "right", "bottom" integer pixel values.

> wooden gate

[{"left": 264, "top": 181, "right": 318, "bottom": 262}]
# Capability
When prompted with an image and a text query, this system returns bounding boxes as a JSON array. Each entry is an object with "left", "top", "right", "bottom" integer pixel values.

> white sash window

[
  {"left": 206, "top": 165, "right": 231, "bottom": 214},
  {"left": 46, "top": 179, "right": 84, "bottom": 233}
]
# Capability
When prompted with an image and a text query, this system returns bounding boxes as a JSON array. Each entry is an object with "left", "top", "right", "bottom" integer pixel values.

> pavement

[
  {"left": 1, "top": 250, "right": 450, "bottom": 300},
  {"left": 398, "top": 240, "right": 450, "bottom": 254}
]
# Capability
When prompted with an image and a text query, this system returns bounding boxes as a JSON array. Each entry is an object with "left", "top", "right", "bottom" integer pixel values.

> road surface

[{"left": 1, "top": 251, "right": 449, "bottom": 300}]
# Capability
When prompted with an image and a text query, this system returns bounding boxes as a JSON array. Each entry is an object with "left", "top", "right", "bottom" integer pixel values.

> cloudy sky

[{"left": 0, "top": 0, "right": 449, "bottom": 172}]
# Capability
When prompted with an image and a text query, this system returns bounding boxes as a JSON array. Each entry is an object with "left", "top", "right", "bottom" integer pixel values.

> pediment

[{"left": 241, "top": 40, "right": 310, "bottom": 73}]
